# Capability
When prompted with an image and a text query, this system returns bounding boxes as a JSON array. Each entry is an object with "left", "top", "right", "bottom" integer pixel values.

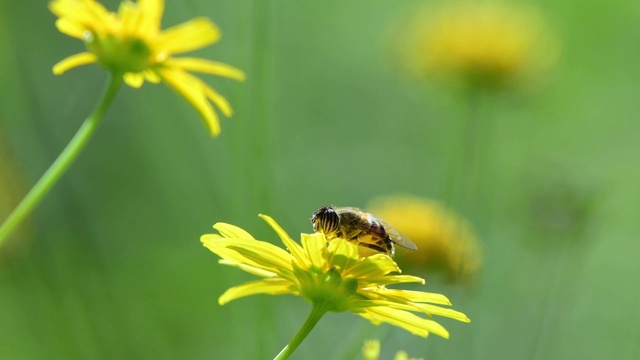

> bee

[{"left": 311, "top": 206, "right": 417, "bottom": 257}]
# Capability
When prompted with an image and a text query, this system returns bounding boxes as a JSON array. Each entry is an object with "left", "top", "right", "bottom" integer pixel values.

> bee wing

[
  {"left": 335, "top": 207, "right": 367, "bottom": 227},
  {"left": 378, "top": 219, "right": 418, "bottom": 250}
]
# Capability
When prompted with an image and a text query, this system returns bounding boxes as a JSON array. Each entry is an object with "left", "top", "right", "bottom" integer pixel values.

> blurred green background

[{"left": 1, "top": 0, "right": 640, "bottom": 359}]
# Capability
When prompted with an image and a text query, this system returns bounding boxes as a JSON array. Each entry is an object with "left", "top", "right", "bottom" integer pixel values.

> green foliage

[{"left": 1, "top": 0, "right": 640, "bottom": 359}]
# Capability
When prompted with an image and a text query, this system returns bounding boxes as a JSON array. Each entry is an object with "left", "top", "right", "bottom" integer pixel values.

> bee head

[{"left": 311, "top": 206, "right": 340, "bottom": 234}]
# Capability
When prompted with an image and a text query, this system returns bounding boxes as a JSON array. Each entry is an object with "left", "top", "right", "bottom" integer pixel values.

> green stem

[
  {"left": 0, "top": 73, "right": 122, "bottom": 247},
  {"left": 444, "top": 88, "right": 480, "bottom": 214},
  {"left": 460, "top": 88, "right": 480, "bottom": 210},
  {"left": 273, "top": 303, "right": 329, "bottom": 360}
]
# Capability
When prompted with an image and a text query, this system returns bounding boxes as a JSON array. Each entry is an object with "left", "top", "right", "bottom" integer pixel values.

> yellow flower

[
  {"left": 368, "top": 195, "right": 482, "bottom": 283},
  {"left": 201, "top": 214, "right": 470, "bottom": 339},
  {"left": 362, "top": 339, "right": 423, "bottom": 360},
  {"left": 49, "top": 0, "right": 245, "bottom": 136},
  {"left": 362, "top": 339, "right": 382, "bottom": 360},
  {"left": 396, "top": 1, "right": 559, "bottom": 90}
]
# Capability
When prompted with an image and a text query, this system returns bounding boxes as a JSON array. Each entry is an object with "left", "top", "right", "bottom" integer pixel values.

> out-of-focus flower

[
  {"left": 201, "top": 214, "right": 470, "bottom": 339},
  {"left": 526, "top": 173, "right": 600, "bottom": 250},
  {"left": 50, "top": 0, "right": 245, "bottom": 136},
  {"left": 362, "top": 339, "right": 423, "bottom": 360},
  {"left": 362, "top": 339, "right": 381, "bottom": 360},
  {"left": 395, "top": 1, "right": 559, "bottom": 91},
  {"left": 368, "top": 195, "right": 481, "bottom": 283}
]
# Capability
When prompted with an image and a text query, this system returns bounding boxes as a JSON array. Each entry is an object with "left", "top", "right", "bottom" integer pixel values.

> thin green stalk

[
  {"left": 0, "top": 73, "right": 123, "bottom": 247},
  {"left": 273, "top": 303, "right": 330, "bottom": 360},
  {"left": 460, "top": 89, "right": 481, "bottom": 210},
  {"left": 444, "top": 88, "right": 480, "bottom": 214}
]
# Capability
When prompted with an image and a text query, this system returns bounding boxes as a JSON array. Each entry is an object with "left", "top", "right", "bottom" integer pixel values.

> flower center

[
  {"left": 296, "top": 265, "right": 359, "bottom": 313},
  {"left": 85, "top": 31, "right": 152, "bottom": 74}
]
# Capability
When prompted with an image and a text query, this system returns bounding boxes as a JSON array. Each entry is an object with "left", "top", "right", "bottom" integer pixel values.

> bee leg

[{"left": 357, "top": 241, "right": 388, "bottom": 254}]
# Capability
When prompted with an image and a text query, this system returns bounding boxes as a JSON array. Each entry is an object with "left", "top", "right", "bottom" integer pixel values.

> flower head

[
  {"left": 363, "top": 339, "right": 423, "bottom": 360},
  {"left": 49, "top": 0, "right": 245, "bottom": 136},
  {"left": 201, "top": 214, "right": 470, "bottom": 339},
  {"left": 368, "top": 195, "right": 482, "bottom": 284},
  {"left": 395, "top": 1, "right": 559, "bottom": 91}
]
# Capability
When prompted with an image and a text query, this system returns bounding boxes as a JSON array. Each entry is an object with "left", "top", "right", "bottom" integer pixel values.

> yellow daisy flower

[
  {"left": 49, "top": 0, "right": 245, "bottom": 136},
  {"left": 201, "top": 215, "right": 469, "bottom": 358},
  {"left": 396, "top": 1, "right": 559, "bottom": 91}
]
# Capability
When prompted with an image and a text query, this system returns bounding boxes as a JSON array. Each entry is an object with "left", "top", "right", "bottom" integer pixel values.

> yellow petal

[
  {"left": 218, "top": 259, "right": 278, "bottom": 278},
  {"left": 48, "top": 0, "right": 71, "bottom": 17},
  {"left": 326, "top": 238, "right": 359, "bottom": 270},
  {"left": 414, "top": 303, "right": 471, "bottom": 322},
  {"left": 138, "top": 0, "right": 164, "bottom": 34},
  {"left": 202, "top": 84, "right": 233, "bottom": 117},
  {"left": 55, "top": 18, "right": 85, "bottom": 39},
  {"left": 219, "top": 279, "right": 296, "bottom": 305},
  {"left": 205, "top": 237, "right": 294, "bottom": 273},
  {"left": 156, "top": 18, "right": 220, "bottom": 55},
  {"left": 159, "top": 68, "right": 220, "bottom": 136},
  {"left": 361, "top": 298, "right": 469, "bottom": 323},
  {"left": 50, "top": 0, "right": 114, "bottom": 36},
  {"left": 123, "top": 72, "right": 145, "bottom": 88},
  {"left": 143, "top": 70, "right": 161, "bottom": 83},
  {"left": 213, "top": 222, "right": 256, "bottom": 240},
  {"left": 259, "top": 214, "right": 309, "bottom": 267},
  {"left": 301, "top": 232, "right": 327, "bottom": 269},
  {"left": 168, "top": 57, "right": 246, "bottom": 81},
  {"left": 49, "top": 0, "right": 91, "bottom": 24},
  {"left": 346, "top": 254, "right": 400, "bottom": 279},
  {"left": 82, "top": 0, "right": 116, "bottom": 35},
  {"left": 118, "top": 1, "right": 143, "bottom": 38},
  {"left": 361, "top": 299, "right": 427, "bottom": 313},
  {"left": 359, "top": 275, "right": 425, "bottom": 288},
  {"left": 52, "top": 52, "right": 97, "bottom": 75},
  {"left": 378, "top": 289, "right": 452, "bottom": 305},
  {"left": 359, "top": 307, "right": 450, "bottom": 339},
  {"left": 202, "top": 236, "right": 284, "bottom": 275}
]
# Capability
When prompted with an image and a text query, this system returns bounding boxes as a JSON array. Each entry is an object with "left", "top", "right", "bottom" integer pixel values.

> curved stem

[
  {"left": 0, "top": 73, "right": 123, "bottom": 247},
  {"left": 273, "top": 303, "right": 330, "bottom": 360}
]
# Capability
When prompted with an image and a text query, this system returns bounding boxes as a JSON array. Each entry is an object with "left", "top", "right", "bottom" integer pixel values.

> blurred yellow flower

[
  {"left": 362, "top": 339, "right": 382, "bottom": 360},
  {"left": 49, "top": 0, "right": 245, "bottom": 136},
  {"left": 396, "top": 1, "right": 559, "bottom": 90},
  {"left": 363, "top": 339, "right": 423, "bottom": 360},
  {"left": 201, "top": 214, "right": 470, "bottom": 339},
  {"left": 368, "top": 195, "right": 482, "bottom": 283}
]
